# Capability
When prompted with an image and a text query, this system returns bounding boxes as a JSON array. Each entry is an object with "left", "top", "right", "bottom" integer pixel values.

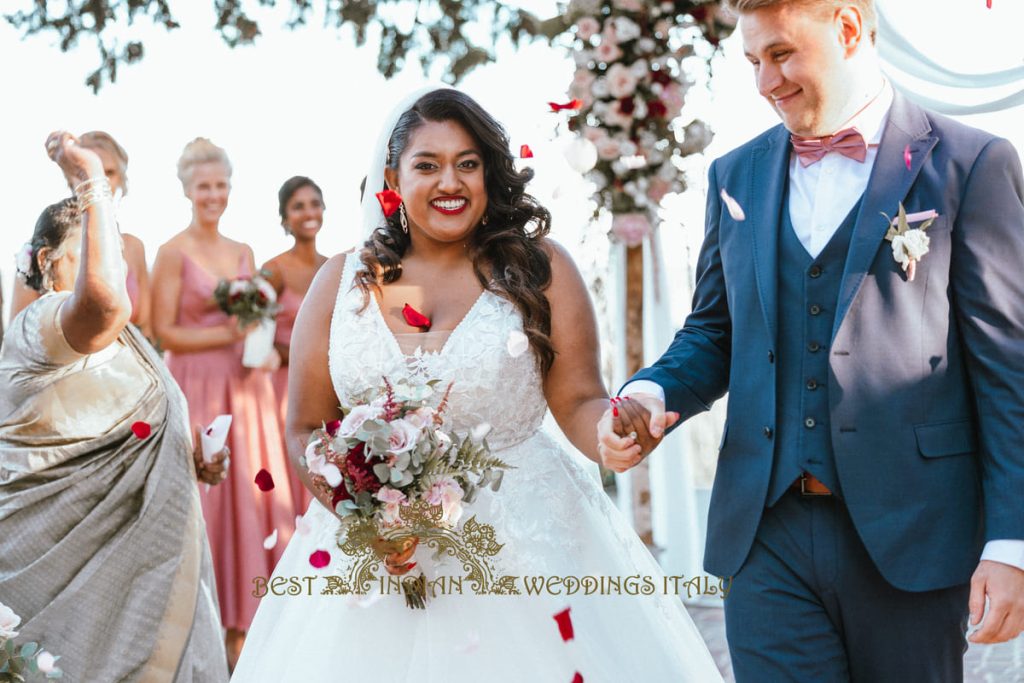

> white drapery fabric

[{"left": 878, "top": 3, "right": 1024, "bottom": 115}]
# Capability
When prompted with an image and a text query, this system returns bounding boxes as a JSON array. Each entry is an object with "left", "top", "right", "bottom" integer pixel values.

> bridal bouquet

[
  {"left": 0, "top": 600, "right": 62, "bottom": 680},
  {"left": 303, "top": 377, "right": 512, "bottom": 607},
  {"left": 213, "top": 271, "right": 280, "bottom": 368}
]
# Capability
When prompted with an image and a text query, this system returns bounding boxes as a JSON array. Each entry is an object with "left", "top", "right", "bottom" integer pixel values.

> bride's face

[{"left": 385, "top": 119, "right": 487, "bottom": 245}]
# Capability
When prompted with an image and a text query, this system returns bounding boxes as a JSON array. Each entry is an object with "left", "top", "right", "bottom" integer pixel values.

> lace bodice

[{"left": 328, "top": 255, "right": 547, "bottom": 451}]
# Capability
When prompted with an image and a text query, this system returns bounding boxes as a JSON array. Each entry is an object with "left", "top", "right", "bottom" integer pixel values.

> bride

[{"left": 231, "top": 87, "right": 722, "bottom": 682}]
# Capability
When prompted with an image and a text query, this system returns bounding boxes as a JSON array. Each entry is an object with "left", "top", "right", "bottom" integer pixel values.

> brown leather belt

[{"left": 790, "top": 472, "right": 833, "bottom": 496}]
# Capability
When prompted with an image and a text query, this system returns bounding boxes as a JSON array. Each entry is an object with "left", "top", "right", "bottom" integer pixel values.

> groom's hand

[
  {"left": 968, "top": 560, "right": 1024, "bottom": 644},
  {"left": 596, "top": 394, "right": 680, "bottom": 472}
]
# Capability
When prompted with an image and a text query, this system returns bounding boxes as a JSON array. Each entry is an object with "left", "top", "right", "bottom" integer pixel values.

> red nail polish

[{"left": 613, "top": 407, "right": 620, "bottom": 417}]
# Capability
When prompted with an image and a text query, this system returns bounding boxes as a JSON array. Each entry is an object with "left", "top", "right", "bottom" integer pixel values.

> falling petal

[
  {"left": 375, "top": 189, "right": 403, "bottom": 218},
  {"left": 295, "top": 514, "right": 311, "bottom": 536},
  {"left": 572, "top": 674, "right": 584, "bottom": 683},
  {"left": 471, "top": 423, "right": 493, "bottom": 443},
  {"left": 254, "top": 469, "right": 275, "bottom": 492},
  {"left": 903, "top": 144, "right": 912, "bottom": 171},
  {"left": 402, "top": 303, "right": 432, "bottom": 330},
  {"left": 553, "top": 607, "right": 575, "bottom": 642},
  {"left": 131, "top": 421, "right": 151, "bottom": 439},
  {"left": 548, "top": 99, "right": 583, "bottom": 112},
  {"left": 262, "top": 529, "right": 279, "bottom": 550},
  {"left": 455, "top": 632, "right": 481, "bottom": 654},
  {"left": 36, "top": 651, "right": 57, "bottom": 674},
  {"left": 987, "top": 0, "right": 992, "bottom": 7},
  {"left": 309, "top": 549, "right": 331, "bottom": 569},
  {"left": 720, "top": 188, "right": 746, "bottom": 221},
  {"left": 520, "top": 144, "right": 535, "bottom": 159},
  {"left": 507, "top": 330, "right": 529, "bottom": 357}
]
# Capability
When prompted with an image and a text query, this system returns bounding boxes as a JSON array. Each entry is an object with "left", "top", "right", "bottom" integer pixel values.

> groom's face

[{"left": 741, "top": 2, "right": 863, "bottom": 136}]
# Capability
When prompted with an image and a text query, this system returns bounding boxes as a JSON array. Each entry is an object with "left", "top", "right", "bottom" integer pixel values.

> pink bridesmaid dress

[
  {"left": 164, "top": 252, "right": 295, "bottom": 633},
  {"left": 270, "top": 287, "right": 312, "bottom": 514}
]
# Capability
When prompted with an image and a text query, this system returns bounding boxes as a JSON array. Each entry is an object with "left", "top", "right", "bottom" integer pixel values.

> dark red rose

[
  {"left": 647, "top": 100, "right": 668, "bottom": 119},
  {"left": 342, "top": 442, "right": 382, "bottom": 494},
  {"left": 331, "top": 484, "right": 352, "bottom": 509},
  {"left": 618, "top": 96, "right": 636, "bottom": 115},
  {"left": 651, "top": 69, "right": 673, "bottom": 86}
]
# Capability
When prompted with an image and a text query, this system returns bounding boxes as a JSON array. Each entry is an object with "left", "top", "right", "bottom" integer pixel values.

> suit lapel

[
  {"left": 831, "top": 93, "right": 938, "bottom": 341},
  {"left": 748, "top": 125, "right": 791, "bottom": 348}
]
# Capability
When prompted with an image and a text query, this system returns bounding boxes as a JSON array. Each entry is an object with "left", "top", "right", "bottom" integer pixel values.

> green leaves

[{"left": 5, "top": 0, "right": 558, "bottom": 92}]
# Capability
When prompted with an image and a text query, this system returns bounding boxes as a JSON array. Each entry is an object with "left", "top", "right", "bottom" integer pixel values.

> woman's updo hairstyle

[
  {"left": 278, "top": 176, "right": 326, "bottom": 233},
  {"left": 176, "top": 137, "right": 232, "bottom": 193},
  {"left": 79, "top": 131, "right": 130, "bottom": 195},
  {"left": 22, "top": 198, "right": 81, "bottom": 293},
  {"left": 354, "top": 89, "right": 556, "bottom": 375}
]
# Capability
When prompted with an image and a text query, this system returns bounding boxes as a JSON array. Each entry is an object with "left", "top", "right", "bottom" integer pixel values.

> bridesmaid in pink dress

[
  {"left": 150, "top": 138, "right": 294, "bottom": 671},
  {"left": 261, "top": 176, "right": 328, "bottom": 515}
]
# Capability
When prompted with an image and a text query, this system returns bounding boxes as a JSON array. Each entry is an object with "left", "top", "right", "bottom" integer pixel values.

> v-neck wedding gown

[{"left": 231, "top": 255, "right": 723, "bottom": 682}]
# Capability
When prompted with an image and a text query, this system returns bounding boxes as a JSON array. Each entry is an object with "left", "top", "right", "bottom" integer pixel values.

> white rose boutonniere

[{"left": 883, "top": 203, "right": 938, "bottom": 282}]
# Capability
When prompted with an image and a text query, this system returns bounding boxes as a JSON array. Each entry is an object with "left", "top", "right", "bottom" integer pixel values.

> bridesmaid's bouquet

[
  {"left": 213, "top": 272, "right": 280, "bottom": 326},
  {"left": 213, "top": 272, "right": 281, "bottom": 368},
  {"left": 303, "top": 377, "right": 512, "bottom": 608}
]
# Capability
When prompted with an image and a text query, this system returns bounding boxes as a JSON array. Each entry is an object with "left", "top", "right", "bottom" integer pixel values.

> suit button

[
  {"left": 809, "top": 265, "right": 823, "bottom": 278},
  {"left": 808, "top": 341, "right": 821, "bottom": 353},
  {"left": 763, "top": 426, "right": 774, "bottom": 439},
  {"left": 806, "top": 379, "right": 818, "bottom": 391},
  {"left": 768, "top": 350, "right": 775, "bottom": 363},
  {"left": 809, "top": 304, "right": 822, "bottom": 316},
  {"left": 804, "top": 417, "right": 816, "bottom": 429}
]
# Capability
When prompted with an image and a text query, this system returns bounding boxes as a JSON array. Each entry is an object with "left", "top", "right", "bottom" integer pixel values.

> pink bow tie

[{"left": 790, "top": 127, "right": 868, "bottom": 167}]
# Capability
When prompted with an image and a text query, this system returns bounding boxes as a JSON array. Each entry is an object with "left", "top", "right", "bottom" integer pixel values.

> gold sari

[{"left": 0, "top": 292, "right": 227, "bottom": 682}]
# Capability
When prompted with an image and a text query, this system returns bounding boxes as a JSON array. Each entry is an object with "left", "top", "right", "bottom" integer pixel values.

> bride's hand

[
  {"left": 597, "top": 401, "right": 644, "bottom": 473},
  {"left": 616, "top": 394, "right": 680, "bottom": 457}
]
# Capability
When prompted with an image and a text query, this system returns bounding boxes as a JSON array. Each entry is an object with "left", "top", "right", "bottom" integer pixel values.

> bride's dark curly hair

[{"left": 355, "top": 89, "right": 555, "bottom": 375}]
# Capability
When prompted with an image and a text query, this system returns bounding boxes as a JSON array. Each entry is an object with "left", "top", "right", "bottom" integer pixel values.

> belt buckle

[{"left": 799, "top": 473, "right": 830, "bottom": 497}]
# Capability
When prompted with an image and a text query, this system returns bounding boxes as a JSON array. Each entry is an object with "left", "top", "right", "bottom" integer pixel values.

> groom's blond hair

[{"left": 724, "top": 0, "right": 877, "bottom": 44}]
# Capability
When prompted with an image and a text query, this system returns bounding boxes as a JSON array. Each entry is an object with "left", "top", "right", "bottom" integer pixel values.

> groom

[{"left": 598, "top": 0, "right": 1024, "bottom": 680}]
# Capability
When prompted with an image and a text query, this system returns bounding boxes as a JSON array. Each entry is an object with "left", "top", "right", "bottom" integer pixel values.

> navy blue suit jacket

[{"left": 631, "top": 93, "right": 1024, "bottom": 591}]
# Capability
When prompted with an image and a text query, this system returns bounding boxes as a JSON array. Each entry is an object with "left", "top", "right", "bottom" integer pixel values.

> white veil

[{"left": 358, "top": 83, "right": 455, "bottom": 242}]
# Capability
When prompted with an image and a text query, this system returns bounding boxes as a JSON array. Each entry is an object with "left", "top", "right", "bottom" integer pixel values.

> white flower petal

[
  {"left": 322, "top": 463, "right": 343, "bottom": 488},
  {"left": 36, "top": 651, "right": 57, "bottom": 673},
  {"left": 507, "top": 330, "right": 530, "bottom": 358},
  {"left": 470, "top": 423, "right": 492, "bottom": 443},
  {"left": 720, "top": 189, "right": 746, "bottom": 221},
  {"left": 262, "top": 529, "right": 279, "bottom": 550}
]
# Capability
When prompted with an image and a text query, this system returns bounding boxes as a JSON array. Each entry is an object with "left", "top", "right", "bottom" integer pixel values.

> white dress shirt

[{"left": 623, "top": 80, "right": 1024, "bottom": 571}]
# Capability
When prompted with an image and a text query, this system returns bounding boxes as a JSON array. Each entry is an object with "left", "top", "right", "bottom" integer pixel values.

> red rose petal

[
  {"left": 548, "top": 99, "right": 583, "bottom": 113},
  {"left": 520, "top": 144, "right": 534, "bottom": 159},
  {"left": 903, "top": 144, "right": 912, "bottom": 171},
  {"left": 325, "top": 419, "right": 341, "bottom": 436},
  {"left": 376, "top": 189, "right": 403, "bottom": 218},
  {"left": 572, "top": 674, "right": 584, "bottom": 683},
  {"left": 987, "top": 0, "right": 992, "bottom": 8},
  {"left": 131, "top": 421, "right": 151, "bottom": 439},
  {"left": 553, "top": 607, "right": 574, "bottom": 641},
  {"left": 402, "top": 303, "right": 432, "bottom": 330},
  {"left": 309, "top": 549, "right": 331, "bottom": 569},
  {"left": 254, "top": 468, "right": 275, "bottom": 492}
]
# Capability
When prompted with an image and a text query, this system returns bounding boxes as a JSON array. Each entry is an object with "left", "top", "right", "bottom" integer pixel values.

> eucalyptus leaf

[
  {"left": 18, "top": 644, "right": 36, "bottom": 660},
  {"left": 373, "top": 463, "right": 390, "bottom": 483}
]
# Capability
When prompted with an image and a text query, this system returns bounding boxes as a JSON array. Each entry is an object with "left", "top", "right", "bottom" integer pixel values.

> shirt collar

[{"left": 841, "top": 79, "right": 893, "bottom": 145}]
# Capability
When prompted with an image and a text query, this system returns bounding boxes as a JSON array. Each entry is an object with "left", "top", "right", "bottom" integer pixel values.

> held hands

[
  {"left": 192, "top": 424, "right": 230, "bottom": 486},
  {"left": 45, "top": 131, "right": 103, "bottom": 185},
  {"left": 968, "top": 560, "right": 1024, "bottom": 644},
  {"left": 596, "top": 393, "right": 680, "bottom": 473}
]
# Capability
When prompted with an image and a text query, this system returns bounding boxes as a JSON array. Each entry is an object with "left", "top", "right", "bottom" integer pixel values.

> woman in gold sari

[{"left": 0, "top": 132, "right": 229, "bottom": 682}]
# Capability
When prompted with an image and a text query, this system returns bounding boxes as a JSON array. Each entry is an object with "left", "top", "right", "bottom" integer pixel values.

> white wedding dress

[{"left": 231, "top": 256, "right": 723, "bottom": 682}]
